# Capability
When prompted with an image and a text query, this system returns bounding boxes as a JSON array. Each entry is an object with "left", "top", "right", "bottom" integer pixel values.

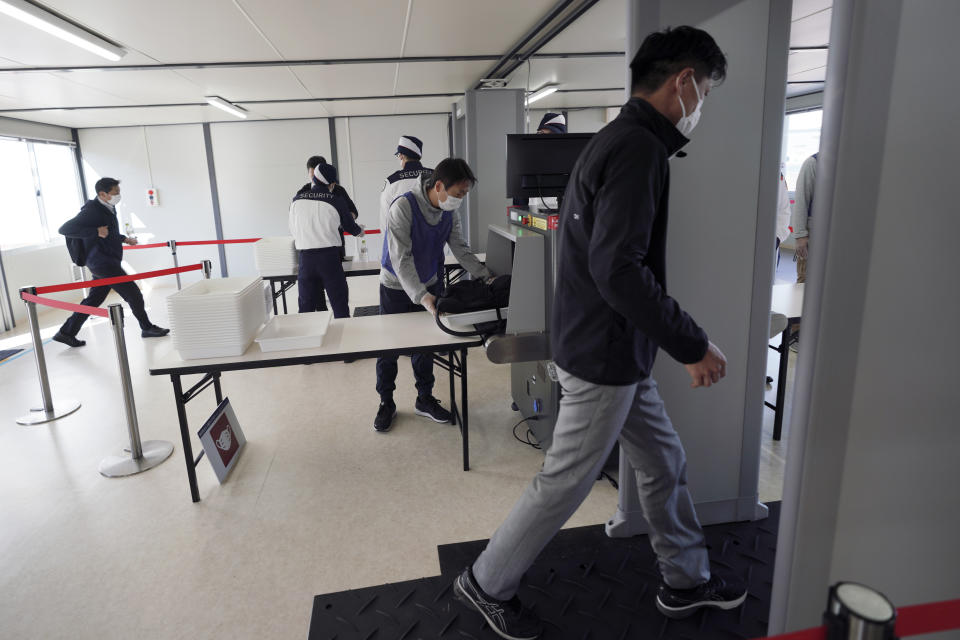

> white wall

[
  {"left": 336, "top": 114, "right": 450, "bottom": 262},
  {"left": 2, "top": 245, "right": 79, "bottom": 325},
  {"left": 78, "top": 125, "right": 220, "bottom": 289},
  {"left": 772, "top": 0, "right": 960, "bottom": 632},
  {"left": 210, "top": 119, "right": 332, "bottom": 277}
]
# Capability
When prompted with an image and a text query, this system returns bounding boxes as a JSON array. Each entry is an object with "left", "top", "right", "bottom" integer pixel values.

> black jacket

[
  {"left": 59, "top": 198, "right": 126, "bottom": 274},
  {"left": 551, "top": 98, "right": 709, "bottom": 385},
  {"left": 298, "top": 182, "right": 358, "bottom": 257}
]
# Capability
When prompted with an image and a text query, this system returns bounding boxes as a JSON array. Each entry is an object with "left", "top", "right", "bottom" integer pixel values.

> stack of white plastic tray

[
  {"left": 255, "top": 311, "right": 332, "bottom": 352},
  {"left": 254, "top": 236, "right": 298, "bottom": 276},
  {"left": 167, "top": 277, "right": 267, "bottom": 359}
]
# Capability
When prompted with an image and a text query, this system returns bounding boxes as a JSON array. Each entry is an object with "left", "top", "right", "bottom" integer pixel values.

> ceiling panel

[
  {"left": 790, "top": 7, "right": 832, "bottom": 47},
  {"left": 389, "top": 96, "right": 457, "bottom": 115},
  {"left": 0, "top": 13, "right": 158, "bottom": 68},
  {"left": 792, "top": 0, "right": 832, "bottom": 21},
  {"left": 404, "top": 0, "right": 558, "bottom": 56},
  {"left": 540, "top": 0, "right": 625, "bottom": 54},
  {"left": 0, "top": 105, "right": 252, "bottom": 129},
  {"left": 236, "top": 0, "right": 408, "bottom": 59},
  {"left": 41, "top": 0, "right": 281, "bottom": 63},
  {"left": 0, "top": 72, "right": 133, "bottom": 109},
  {"left": 787, "top": 50, "right": 828, "bottom": 76},
  {"left": 505, "top": 57, "right": 624, "bottom": 93},
  {"left": 322, "top": 100, "right": 402, "bottom": 118},
  {"left": 291, "top": 64, "right": 398, "bottom": 99},
  {"left": 239, "top": 102, "right": 331, "bottom": 120},
  {"left": 788, "top": 67, "right": 827, "bottom": 83},
  {"left": 786, "top": 82, "right": 825, "bottom": 99},
  {"left": 41, "top": 70, "right": 204, "bottom": 105},
  {"left": 534, "top": 89, "right": 623, "bottom": 110},
  {"left": 175, "top": 67, "right": 313, "bottom": 102},
  {"left": 394, "top": 61, "right": 489, "bottom": 95}
]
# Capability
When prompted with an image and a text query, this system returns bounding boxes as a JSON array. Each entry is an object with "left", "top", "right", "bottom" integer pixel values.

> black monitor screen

[{"left": 506, "top": 133, "right": 593, "bottom": 199}]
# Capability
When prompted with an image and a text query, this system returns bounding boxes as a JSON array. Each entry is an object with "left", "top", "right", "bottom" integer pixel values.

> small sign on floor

[{"left": 198, "top": 397, "right": 246, "bottom": 483}]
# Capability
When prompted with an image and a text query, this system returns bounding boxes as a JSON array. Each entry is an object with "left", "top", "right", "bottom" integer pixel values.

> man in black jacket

[
  {"left": 454, "top": 27, "right": 744, "bottom": 639},
  {"left": 53, "top": 177, "right": 168, "bottom": 347}
]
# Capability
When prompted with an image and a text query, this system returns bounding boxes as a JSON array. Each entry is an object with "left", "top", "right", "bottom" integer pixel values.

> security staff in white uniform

[
  {"left": 379, "top": 136, "right": 433, "bottom": 232},
  {"left": 289, "top": 162, "right": 364, "bottom": 318}
]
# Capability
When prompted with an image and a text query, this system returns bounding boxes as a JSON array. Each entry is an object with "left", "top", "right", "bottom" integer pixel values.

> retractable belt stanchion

[
  {"left": 202, "top": 259, "right": 212, "bottom": 279},
  {"left": 15, "top": 286, "right": 81, "bottom": 425},
  {"left": 98, "top": 303, "right": 173, "bottom": 477},
  {"left": 168, "top": 240, "right": 182, "bottom": 290}
]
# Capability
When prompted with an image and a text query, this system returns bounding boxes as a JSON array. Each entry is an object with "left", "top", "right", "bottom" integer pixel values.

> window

[
  {"left": 782, "top": 109, "right": 822, "bottom": 192},
  {"left": 0, "top": 137, "right": 83, "bottom": 250}
]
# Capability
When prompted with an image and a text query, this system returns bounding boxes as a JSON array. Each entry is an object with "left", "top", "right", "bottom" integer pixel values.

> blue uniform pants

[{"left": 298, "top": 248, "right": 349, "bottom": 318}]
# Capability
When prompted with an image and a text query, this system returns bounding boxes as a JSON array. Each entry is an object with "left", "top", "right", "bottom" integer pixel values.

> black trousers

[
  {"left": 375, "top": 282, "right": 442, "bottom": 401},
  {"left": 60, "top": 264, "right": 152, "bottom": 336},
  {"left": 298, "top": 248, "right": 349, "bottom": 318}
]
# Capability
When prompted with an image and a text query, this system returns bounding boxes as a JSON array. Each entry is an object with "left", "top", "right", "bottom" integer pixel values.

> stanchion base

[
  {"left": 99, "top": 440, "right": 174, "bottom": 478},
  {"left": 16, "top": 399, "right": 81, "bottom": 425}
]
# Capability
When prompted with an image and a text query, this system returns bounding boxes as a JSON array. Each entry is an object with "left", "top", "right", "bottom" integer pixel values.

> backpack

[
  {"left": 65, "top": 236, "right": 87, "bottom": 267},
  {"left": 435, "top": 274, "right": 511, "bottom": 340}
]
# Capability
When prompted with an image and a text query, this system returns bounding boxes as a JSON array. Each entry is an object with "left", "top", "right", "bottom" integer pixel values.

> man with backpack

[{"left": 53, "top": 177, "right": 169, "bottom": 347}]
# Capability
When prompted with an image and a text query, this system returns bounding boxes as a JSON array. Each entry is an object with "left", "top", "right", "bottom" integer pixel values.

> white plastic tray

[
  {"left": 255, "top": 312, "right": 332, "bottom": 352},
  {"left": 443, "top": 307, "right": 509, "bottom": 327}
]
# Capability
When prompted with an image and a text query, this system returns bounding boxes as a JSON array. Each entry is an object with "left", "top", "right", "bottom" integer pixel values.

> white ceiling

[{"left": 0, "top": 0, "right": 831, "bottom": 129}]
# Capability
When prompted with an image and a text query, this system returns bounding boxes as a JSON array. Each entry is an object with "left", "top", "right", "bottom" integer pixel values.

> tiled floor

[{"left": 0, "top": 260, "right": 799, "bottom": 639}]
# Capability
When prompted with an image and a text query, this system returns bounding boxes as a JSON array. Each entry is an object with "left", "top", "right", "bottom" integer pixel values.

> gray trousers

[{"left": 473, "top": 367, "right": 710, "bottom": 600}]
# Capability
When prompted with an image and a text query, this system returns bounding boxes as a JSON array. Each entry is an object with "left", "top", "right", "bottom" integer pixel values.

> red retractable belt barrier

[
  {"left": 35, "top": 263, "right": 203, "bottom": 295},
  {"left": 753, "top": 597, "right": 960, "bottom": 640},
  {"left": 122, "top": 232, "right": 383, "bottom": 249},
  {"left": 122, "top": 242, "right": 168, "bottom": 250},
  {"left": 20, "top": 292, "right": 109, "bottom": 318}
]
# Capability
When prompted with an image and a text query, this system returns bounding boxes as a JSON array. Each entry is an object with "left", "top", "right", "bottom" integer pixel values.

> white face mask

[
  {"left": 439, "top": 189, "right": 463, "bottom": 211},
  {"left": 107, "top": 193, "right": 122, "bottom": 206},
  {"left": 675, "top": 75, "right": 704, "bottom": 137}
]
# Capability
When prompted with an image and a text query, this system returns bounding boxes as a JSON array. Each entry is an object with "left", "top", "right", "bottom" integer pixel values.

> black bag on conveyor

[{"left": 435, "top": 275, "right": 511, "bottom": 339}]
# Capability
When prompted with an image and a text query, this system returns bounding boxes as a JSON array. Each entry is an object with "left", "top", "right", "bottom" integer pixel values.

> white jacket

[
  {"left": 379, "top": 161, "right": 433, "bottom": 231},
  {"left": 288, "top": 190, "right": 361, "bottom": 250}
]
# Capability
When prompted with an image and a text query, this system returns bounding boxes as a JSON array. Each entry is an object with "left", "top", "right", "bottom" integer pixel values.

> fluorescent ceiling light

[
  {"left": 0, "top": 0, "right": 126, "bottom": 61},
  {"left": 526, "top": 84, "right": 559, "bottom": 105},
  {"left": 205, "top": 96, "right": 248, "bottom": 119}
]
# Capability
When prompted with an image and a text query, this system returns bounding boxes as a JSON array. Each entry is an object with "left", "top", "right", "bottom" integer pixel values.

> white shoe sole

[
  {"left": 453, "top": 575, "right": 539, "bottom": 640},
  {"left": 414, "top": 408, "right": 450, "bottom": 423},
  {"left": 655, "top": 590, "right": 747, "bottom": 619}
]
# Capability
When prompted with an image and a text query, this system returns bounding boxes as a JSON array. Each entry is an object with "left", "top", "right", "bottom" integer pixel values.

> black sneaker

[
  {"left": 141, "top": 325, "right": 170, "bottom": 338},
  {"left": 52, "top": 332, "right": 85, "bottom": 347},
  {"left": 453, "top": 568, "right": 542, "bottom": 640},
  {"left": 656, "top": 574, "right": 748, "bottom": 619},
  {"left": 414, "top": 395, "right": 452, "bottom": 424},
  {"left": 374, "top": 400, "right": 397, "bottom": 432}
]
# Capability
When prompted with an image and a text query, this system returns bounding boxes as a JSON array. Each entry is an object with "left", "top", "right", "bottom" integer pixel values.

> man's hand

[
  {"left": 123, "top": 236, "right": 138, "bottom": 246},
  {"left": 684, "top": 341, "right": 727, "bottom": 388},
  {"left": 795, "top": 236, "right": 809, "bottom": 259},
  {"left": 357, "top": 224, "right": 366, "bottom": 237},
  {"left": 97, "top": 226, "right": 109, "bottom": 238},
  {"left": 421, "top": 293, "right": 438, "bottom": 316}
]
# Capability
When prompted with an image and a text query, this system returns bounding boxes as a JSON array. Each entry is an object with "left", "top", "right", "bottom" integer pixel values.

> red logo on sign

[{"left": 209, "top": 413, "right": 239, "bottom": 466}]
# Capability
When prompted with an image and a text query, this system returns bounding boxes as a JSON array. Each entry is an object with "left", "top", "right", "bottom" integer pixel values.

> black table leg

[
  {"left": 214, "top": 372, "right": 223, "bottom": 404},
  {"left": 270, "top": 281, "right": 278, "bottom": 316},
  {"left": 171, "top": 374, "right": 200, "bottom": 503},
  {"left": 773, "top": 321, "right": 794, "bottom": 441},
  {"left": 461, "top": 347, "right": 469, "bottom": 471},
  {"left": 281, "top": 280, "right": 289, "bottom": 314}
]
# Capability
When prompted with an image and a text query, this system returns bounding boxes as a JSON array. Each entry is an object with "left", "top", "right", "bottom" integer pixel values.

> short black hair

[
  {"left": 306, "top": 155, "right": 326, "bottom": 170},
  {"left": 95, "top": 177, "right": 120, "bottom": 195},
  {"left": 425, "top": 158, "right": 476, "bottom": 190},
  {"left": 630, "top": 26, "right": 727, "bottom": 93}
]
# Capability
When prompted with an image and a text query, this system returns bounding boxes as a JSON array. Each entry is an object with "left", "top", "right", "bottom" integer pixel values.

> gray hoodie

[{"left": 380, "top": 174, "right": 491, "bottom": 303}]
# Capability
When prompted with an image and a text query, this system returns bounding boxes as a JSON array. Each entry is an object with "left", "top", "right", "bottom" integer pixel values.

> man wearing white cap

[
  {"left": 289, "top": 162, "right": 363, "bottom": 318},
  {"left": 379, "top": 135, "right": 433, "bottom": 232}
]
